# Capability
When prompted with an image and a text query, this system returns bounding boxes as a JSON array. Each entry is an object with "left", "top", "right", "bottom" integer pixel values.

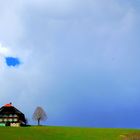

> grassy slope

[{"left": 0, "top": 126, "right": 140, "bottom": 140}]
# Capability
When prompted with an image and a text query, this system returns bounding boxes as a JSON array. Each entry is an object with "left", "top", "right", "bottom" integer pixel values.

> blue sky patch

[{"left": 5, "top": 57, "right": 21, "bottom": 67}]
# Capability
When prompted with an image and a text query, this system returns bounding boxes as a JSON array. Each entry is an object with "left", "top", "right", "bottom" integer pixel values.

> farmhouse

[{"left": 0, "top": 103, "right": 26, "bottom": 127}]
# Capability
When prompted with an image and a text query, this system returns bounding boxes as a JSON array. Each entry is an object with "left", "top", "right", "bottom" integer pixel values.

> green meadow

[{"left": 0, "top": 126, "right": 140, "bottom": 140}]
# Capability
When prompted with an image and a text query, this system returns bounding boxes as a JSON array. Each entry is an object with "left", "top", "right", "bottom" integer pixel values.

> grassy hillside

[{"left": 0, "top": 126, "right": 140, "bottom": 140}]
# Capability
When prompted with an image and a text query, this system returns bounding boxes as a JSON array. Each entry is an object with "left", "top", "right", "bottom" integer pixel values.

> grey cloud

[{"left": 0, "top": 0, "right": 140, "bottom": 127}]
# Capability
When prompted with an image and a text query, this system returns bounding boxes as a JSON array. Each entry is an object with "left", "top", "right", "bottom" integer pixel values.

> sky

[{"left": 0, "top": 0, "right": 140, "bottom": 128}]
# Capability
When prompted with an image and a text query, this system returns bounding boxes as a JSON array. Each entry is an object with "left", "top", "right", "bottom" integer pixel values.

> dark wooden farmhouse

[{"left": 0, "top": 103, "right": 26, "bottom": 127}]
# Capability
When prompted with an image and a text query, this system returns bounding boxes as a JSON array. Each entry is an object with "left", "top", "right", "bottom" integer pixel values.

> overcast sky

[{"left": 0, "top": 0, "right": 140, "bottom": 128}]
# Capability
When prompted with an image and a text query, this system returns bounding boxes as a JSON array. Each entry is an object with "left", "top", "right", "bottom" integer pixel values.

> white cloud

[{"left": 0, "top": 43, "right": 12, "bottom": 56}]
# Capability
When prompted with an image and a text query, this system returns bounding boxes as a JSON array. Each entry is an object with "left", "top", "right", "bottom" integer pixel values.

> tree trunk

[{"left": 37, "top": 119, "right": 40, "bottom": 126}]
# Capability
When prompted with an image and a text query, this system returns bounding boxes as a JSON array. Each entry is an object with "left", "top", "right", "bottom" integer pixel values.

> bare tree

[{"left": 32, "top": 106, "right": 47, "bottom": 126}]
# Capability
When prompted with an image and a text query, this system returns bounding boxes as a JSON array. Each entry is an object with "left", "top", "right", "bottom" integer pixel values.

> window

[
  {"left": 4, "top": 118, "right": 7, "bottom": 122},
  {"left": 9, "top": 114, "right": 13, "bottom": 117},
  {"left": 3, "top": 115, "right": 8, "bottom": 117},
  {"left": 13, "top": 118, "right": 17, "bottom": 122},
  {"left": 9, "top": 118, "right": 12, "bottom": 122}
]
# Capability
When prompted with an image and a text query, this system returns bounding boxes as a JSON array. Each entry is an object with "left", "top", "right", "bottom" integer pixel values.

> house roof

[{"left": 4, "top": 103, "right": 12, "bottom": 107}]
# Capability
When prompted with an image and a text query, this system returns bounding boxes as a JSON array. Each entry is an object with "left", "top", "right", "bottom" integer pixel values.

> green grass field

[{"left": 0, "top": 126, "right": 140, "bottom": 140}]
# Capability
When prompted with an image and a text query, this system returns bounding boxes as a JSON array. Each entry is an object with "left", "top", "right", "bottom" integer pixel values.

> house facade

[{"left": 0, "top": 103, "right": 26, "bottom": 127}]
